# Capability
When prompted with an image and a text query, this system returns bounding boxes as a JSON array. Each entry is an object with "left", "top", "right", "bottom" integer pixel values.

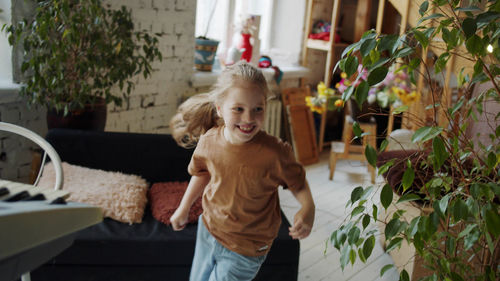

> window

[
  {"left": 195, "top": 0, "right": 306, "bottom": 67},
  {"left": 0, "top": 0, "right": 13, "bottom": 84}
]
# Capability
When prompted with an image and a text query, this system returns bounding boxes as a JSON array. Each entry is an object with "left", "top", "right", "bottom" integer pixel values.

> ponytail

[{"left": 170, "top": 93, "right": 221, "bottom": 148}]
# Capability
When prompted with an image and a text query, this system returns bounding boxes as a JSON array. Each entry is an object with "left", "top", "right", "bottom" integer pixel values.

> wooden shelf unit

[
  {"left": 301, "top": 0, "right": 372, "bottom": 150},
  {"left": 301, "top": 0, "right": 371, "bottom": 88}
]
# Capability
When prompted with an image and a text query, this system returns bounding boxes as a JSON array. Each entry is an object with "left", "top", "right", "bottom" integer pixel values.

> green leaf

[
  {"left": 381, "top": 184, "right": 393, "bottom": 210},
  {"left": 347, "top": 248, "right": 356, "bottom": 265},
  {"left": 341, "top": 41, "right": 360, "bottom": 58},
  {"left": 393, "top": 105, "right": 409, "bottom": 114},
  {"left": 445, "top": 236, "right": 456, "bottom": 254},
  {"left": 372, "top": 204, "right": 378, "bottom": 222},
  {"left": 455, "top": 6, "right": 481, "bottom": 12},
  {"left": 353, "top": 121, "right": 362, "bottom": 137},
  {"left": 351, "top": 206, "right": 366, "bottom": 218},
  {"left": 487, "top": 152, "right": 497, "bottom": 169},
  {"left": 394, "top": 47, "right": 414, "bottom": 58},
  {"left": 466, "top": 34, "right": 484, "bottom": 56},
  {"left": 361, "top": 186, "right": 374, "bottom": 201},
  {"left": 485, "top": 209, "right": 500, "bottom": 238},
  {"left": 412, "top": 126, "right": 443, "bottom": 143},
  {"left": 362, "top": 235, "right": 375, "bottom": 259},
  {"left": 365, "top": 144, "right": 377, "bottom": 168},
  {"left": 367, "top": 66, "right": 388, "bottom": 86},
  {"left": 402, "top": 166, "right": 415, "bottom": 192},
  {"left": 340, "top": 244, "right": 351, "bottom": 270},
  {"left": 351, "top": 186, "right": 364, "bottom": 205},
  {"left": 348, "top": 226, "right": 361, "bottom": 245},
  {"left": 486, "top": 232, "right": 495, "bottom": 256},
  {"left": 354, "top": 81, "right": 369, "bottom": 108},
  {"left": 434, "top": 52, "right": 450, "bottom": 73},
  {"left": 453, "top": 199, "right": 469, "bottom": 221},
  {"left": 386, "top": 237, "right": 403, "bottom": 252},
  {"left": 344, "top": 56, "right": 359, "bottom": 77},
  {"left": 360, "top": 38, "right": 377, "bottom": 57},
  {"left": 397, "top": 193, "right": 420, "bottom": 203},
  {"left": 369, "top": 49, "right": 381, "bottom": 67},
  {"left": 448, "top": 98, "right": 464, "bottom": 116},
  {"left": 439, "top": 194, "right": 451, "bottom": 214},
  {"left": 432, "top": 137, "right": 448, "bottom": 170},
  {"left": 418, "top": 13, "right": 445, "bottom": 25},
  {"left": 380, "top": 264, "right": 395, "bottom": 277},
  {"left": 462, "top": 17, "right": 477, "bottom": 39},
  {"left": 378, "top": 34, "right": 399, "bottom": 53},
  {"left": 342, "top": 85, "right": 355, "bottom": 101},
  {"left": 378, "top": 160, "right": 394, "bottom": 176},
  {"left": 380, "top": 139, "right": 388, "bottom": 152},
  {"left": 362, "top": 214, "right": 371, "bottom": 230},
  {"left": 413, "top": 30, "right": 429, "bottom": 48},
  {"left": 476, "top": 11, "right": 500, "bottom": 26},
  {"left": 385, "top": 218, "right": 402, "bottom": 240},
  {"left": 408, "top": 57, "right": 421, "bottom": 71},
  {"left": 458, "top": 223, "right": 476, "bottom": 240},
  {"left": 369, "top": 57, "right": 390, "bottom": 70},
  {"left": 408, "top": 217, "right": 420, "bottom": 238},
  {"left": 464, "top": 227, "right": 480, "bottom": 250},
  {"left": 400, "top": 269, "right": 410, "bottom": 281},
  {"left": 419, "top": 1, "right": 429, "bottom": 16},
  {"left": 357, "top": 247, "right": 366, "bottom": 263}
]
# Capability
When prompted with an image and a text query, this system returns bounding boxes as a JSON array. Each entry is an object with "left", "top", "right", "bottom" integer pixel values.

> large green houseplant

[
  {"left": 328, "top": 0, "right": 499, "bottom": 280},
  {"left": 3, "top": 0, "right": 162, "bottom": 129}
]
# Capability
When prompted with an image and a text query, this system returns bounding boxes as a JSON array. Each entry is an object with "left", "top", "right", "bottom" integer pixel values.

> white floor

[{"left": 279, "top": 150, "right": 400, "bottom": 281}]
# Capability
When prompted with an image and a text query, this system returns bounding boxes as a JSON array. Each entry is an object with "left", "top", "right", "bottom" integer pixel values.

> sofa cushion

[
  {"left": 148, "top": 181, "right": 203, "bottom": 225},
  {"left": 38, "top": 162, "right": 148, "bottom": 224}
]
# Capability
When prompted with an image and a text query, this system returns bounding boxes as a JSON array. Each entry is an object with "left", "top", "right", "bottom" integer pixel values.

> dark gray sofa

[{"left": 31, "top": 128, "right": 299, "bottom": 281}]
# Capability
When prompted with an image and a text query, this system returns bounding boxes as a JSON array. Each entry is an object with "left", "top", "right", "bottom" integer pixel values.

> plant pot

[
  {"left": 46, "top": 98, "right": 107, "bottom": 131},
  {"left": 194, "top": 38, "right": 219, "bottom": 71}
]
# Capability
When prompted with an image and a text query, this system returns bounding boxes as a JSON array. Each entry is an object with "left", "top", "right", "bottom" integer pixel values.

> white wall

[
  {"left": 268, "top": 0, "right": 306, "bottom": 66},
  {"left": 0, "top": 0, "right": 12, "bottom": 83}
]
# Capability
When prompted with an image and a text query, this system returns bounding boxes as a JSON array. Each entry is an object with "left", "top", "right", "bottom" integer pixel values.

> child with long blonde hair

[{"left": 170, "top": 61, "right": 315, "bottom": 281}]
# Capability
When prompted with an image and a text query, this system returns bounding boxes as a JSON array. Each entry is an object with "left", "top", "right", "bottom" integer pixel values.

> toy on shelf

[
  {"left": 224, "top": 15, "right": 260, "bottom": 66},
  {"left": 308, "top": 20, "right": 340, "bottom": 43},
  {"left": 257, "top": 55, "right": 283, "bottom": 85}
]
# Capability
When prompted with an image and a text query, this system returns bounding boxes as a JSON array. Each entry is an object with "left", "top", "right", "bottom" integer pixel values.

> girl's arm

[
  {"left": 171, "top": 174, "right": 210, "bottom": 231},
  {"left": 288, "top": 180, "right": 315, "bottom": 239}
]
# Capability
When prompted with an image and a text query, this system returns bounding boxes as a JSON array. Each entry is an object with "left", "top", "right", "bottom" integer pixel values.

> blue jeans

[{"left": 189, "top": 216, "right": 267, "bottom": 281}]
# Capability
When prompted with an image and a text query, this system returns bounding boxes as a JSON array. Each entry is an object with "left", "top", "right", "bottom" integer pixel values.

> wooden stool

[{"left": 329, "top": 116, "right": 376, "bottom": 183}]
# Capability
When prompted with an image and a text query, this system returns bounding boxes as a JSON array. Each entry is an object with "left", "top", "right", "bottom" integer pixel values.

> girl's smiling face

[{"left": 217, "top": 81, "right": 266, "bottom": 144}]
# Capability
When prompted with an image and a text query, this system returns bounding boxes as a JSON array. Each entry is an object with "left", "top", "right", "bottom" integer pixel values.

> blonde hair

[{"left": 170, "top": 61, "right": 270, "bottom": 148}]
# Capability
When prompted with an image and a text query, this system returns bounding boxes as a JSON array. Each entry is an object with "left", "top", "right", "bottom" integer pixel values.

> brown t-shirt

[{"left": 188, "top": 126, "right": 306, "bottom": 256}]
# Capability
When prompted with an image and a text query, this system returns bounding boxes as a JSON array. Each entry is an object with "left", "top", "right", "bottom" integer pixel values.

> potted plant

[
  {"left": 194, "top": 0, "right": 219, "bottom": 71},
  {"left": 3, "top": 0, "right": 162, "bottom": 130},
  {"left": 327, "top": 0, "right": 499, "bottom": 280}
]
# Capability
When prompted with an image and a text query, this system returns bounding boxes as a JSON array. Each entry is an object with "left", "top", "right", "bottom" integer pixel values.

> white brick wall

[
  {"left": 105, "top": 0, "right": 196, "bottom": 134},
  {"left": 0, "top": 100, "right": 47, "bottom": 183}
]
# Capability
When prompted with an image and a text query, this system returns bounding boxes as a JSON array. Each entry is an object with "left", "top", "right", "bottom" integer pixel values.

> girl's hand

[
  {"left": 170, "top": 207, "right": 189, "bottom": 231},
  {"left": 289, "top": 206, "right": 314, "bottom": 239}
]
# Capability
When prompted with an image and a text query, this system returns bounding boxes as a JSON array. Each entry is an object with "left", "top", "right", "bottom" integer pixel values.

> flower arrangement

[
  {"left": 305, "top": 82, "right": 343, "bottom": 114},
  {"left": 336, "top": 65, "right": 419, "bottom": 109}
]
